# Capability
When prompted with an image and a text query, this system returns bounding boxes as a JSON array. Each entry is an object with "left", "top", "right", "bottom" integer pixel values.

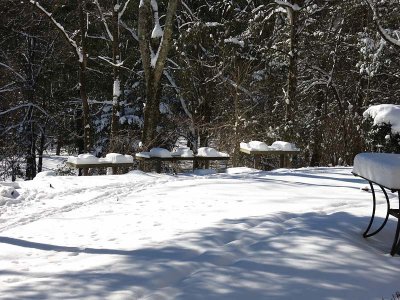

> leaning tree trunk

[{"left": 138, "top": 0, "right": 179, "bottom": 150}]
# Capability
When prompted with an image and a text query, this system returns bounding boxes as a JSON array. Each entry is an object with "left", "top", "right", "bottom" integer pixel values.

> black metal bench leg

[
  {"left": 363, "top": 182, "right": 390, "bottom": 238},
  {"left": 390, "top": 192, "right": 400, "bottom": 256}
]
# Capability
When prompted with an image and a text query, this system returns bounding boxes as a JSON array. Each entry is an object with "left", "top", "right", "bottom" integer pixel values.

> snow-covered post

[{"left": 138, "top": 0, "right": 179, "bottom": 150}]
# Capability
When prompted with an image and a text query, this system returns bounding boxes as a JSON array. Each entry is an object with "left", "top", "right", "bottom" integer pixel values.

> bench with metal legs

[{"left": 353, "top": 172, "right": 400, "bottom": 256}]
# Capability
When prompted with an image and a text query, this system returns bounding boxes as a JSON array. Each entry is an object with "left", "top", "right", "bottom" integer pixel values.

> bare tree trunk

[
  {"left": 25, "top": 104, "right": 37, "bottom": 180},
  {"left": 310, "top": 91, "right": 324, "bottom": 166},
  {"left": 138, "top": 0, "right": 179, "bottom": 150},
  {"left": 110, "top": 0, "right": 121, "bottom": 152},
  {"left": 37, "top": 130, "right": 46, "bottom": 173},
  {"left": 78, "top": 0, "right": 92, "bottom": 153},
  {"left": 284, "top": 1, "right": 301, "bottom": 140}
]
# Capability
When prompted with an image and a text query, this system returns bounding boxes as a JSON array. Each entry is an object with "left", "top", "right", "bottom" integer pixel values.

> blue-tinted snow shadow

[{"left": 1, "top": 212, "right": 400, "bottom": 299}]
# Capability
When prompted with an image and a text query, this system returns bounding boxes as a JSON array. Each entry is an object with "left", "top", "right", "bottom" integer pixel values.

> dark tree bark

[
  {"left": 138, "top": 0, "right": 179, "bottom": 150},
  {"left": 284, "top": 1, "right": 302, "bottom": 140},
  {"left": 110, "top": 0, "right": 121, "bottom": 152}
]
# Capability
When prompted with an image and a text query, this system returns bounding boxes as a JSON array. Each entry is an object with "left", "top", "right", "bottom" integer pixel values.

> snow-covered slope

[{"left": 0, "top": 167, "right": 399, "bottom": 299}]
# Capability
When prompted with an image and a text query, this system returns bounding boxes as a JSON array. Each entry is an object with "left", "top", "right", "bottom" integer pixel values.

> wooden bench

[
  {"left": 66, "top": 161, "right": 134, "bottom": 175},
  {"left": 352, "top": 152, "right": 400, "bottom": 256},
  {"left": 240, "top": 148, "right": 300, "bottom": 169},
  {"left": 135, "top": 154, "right": 230, "bottom": 173}
]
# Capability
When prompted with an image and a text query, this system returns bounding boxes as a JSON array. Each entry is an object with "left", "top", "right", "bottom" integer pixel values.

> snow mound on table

[
  {"left": 271, "top": 141, "right": 299, "bottom": 151},
  {"left": 247, "top": 141, "right": 271, "bottom": 151},
  {"left": 172, "top": 147, "right": 194, "bottom": 157},
  {"left": 104, "top": 153, "right": 134, "bottom": 163},
  {"left": 197, "top": 147, "right": 228, "bottom": 157},
  {"left": 67, "top": 154, "right": 99, "bottom": 164},
  {"left": 149, "top": 148, "right": 172, "bottom": 158},
  {"left": 363, "top": 104, "right": 400, "bottom": 133},
  {"left": 135, "top": 152, "right": 151, "bottom": 159}
]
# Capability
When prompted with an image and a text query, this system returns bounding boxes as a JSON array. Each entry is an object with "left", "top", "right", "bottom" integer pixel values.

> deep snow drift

[{"left": 1, "top": 165, "right": 399, "bottom": 299}]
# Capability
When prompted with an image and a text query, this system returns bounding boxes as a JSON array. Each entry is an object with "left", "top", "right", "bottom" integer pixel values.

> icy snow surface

[
  {"left": 364, "top": 104, "right": 400, "bottom": 134},
  {"left": 353, "top": 152, "right": 400, "bottom": 189},
  {"left": 0, "top": 165, "right": 399, "bottom": 299}
]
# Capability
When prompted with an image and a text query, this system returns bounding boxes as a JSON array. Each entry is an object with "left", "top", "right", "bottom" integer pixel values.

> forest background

[{"left": 1, "top": 0, "right": 399, "bottom": 181}]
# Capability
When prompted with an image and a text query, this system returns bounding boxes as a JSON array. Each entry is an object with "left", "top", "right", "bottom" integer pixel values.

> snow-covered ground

[{"left": 1, "top": 165, "right": 399, "bottom": 299}]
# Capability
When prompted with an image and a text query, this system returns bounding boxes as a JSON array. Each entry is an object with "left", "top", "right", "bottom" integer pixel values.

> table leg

[
  {"left": 363, "top": 182, "right": 390, "bottom": 238},
  {"left": 254, "top": 155, "right": 261, "bottom": 169},
  {"left": 390, "top": 192, "right": 400, "bottom": 256}
]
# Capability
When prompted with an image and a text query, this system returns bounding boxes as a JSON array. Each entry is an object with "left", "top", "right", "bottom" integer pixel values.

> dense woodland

[{"left": 1, "top": 0, "right": 399, "bottom": 180}]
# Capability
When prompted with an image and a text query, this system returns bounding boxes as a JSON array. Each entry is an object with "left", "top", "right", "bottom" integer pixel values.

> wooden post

[
  {"left": 279, "top": 154, "right": 285, "bottom": 168},
  {"left": 254, "top": 155, "right": 261, "bottom": 169}
]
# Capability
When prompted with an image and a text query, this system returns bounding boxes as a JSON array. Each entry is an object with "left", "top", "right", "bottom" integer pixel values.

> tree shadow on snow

[{"left": 1, "top": 212, "right": 400, "bottom": 299}]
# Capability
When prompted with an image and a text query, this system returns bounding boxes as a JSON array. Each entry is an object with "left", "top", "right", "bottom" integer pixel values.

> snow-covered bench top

[
  {"left": 240, "top": 141, "right": 300, "bottom": 153},
  {"left": 135, "top": 147, "right": 229, "bottom": 159},
  {"left": 353, "top": 153, "right": 400, "bottom": 190},
  {"left": 67, "top": 153, "right": 134, "bottom": 165}
]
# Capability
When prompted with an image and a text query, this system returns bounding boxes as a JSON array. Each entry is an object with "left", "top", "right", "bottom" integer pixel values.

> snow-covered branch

[
  {"left": 151, "top": 0, "right": 163, "bottom": 39},
  {"left": 29, "top": 0, "right": 84, "bottom": 62},
  {"left": 98, "top": 56, "right": 125, "bottom": 67},
  {"left": 275, "top": 0, "right": 301, "bottom": 11},
  {"left": 364, "top": 0, "right": 400, "bottom": 49},
  {"left": 120, "top": 20, "right": 139, "bottom": 41},
  {"left": 163, "top": 70, "right": 193, "bottom": 120},
  {"left": 0, "top": 62, "right": 26, "bottom": 81},
  {"left": 93, "top": 0, "right": 114, "bottom": 41},
  {"left": 0, "top": 103, "right": 48, "bottom": 118},
  {"left": 118, "top": 0, "right": 132, "bottom": 19}
]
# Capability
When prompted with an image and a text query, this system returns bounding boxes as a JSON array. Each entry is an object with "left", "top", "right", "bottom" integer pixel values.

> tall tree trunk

[
  {"left": 37, "top": 129, "right": 46, "bottom": 173},
  {"left": 284, "top": 1, "right": 301, "bottom": 140},
  {"left": 310, "top": 91, "right": 324, "bottom": 166},
  {"left": 78, "top": 0, "right": 92, "bottom": 153},
  {"left": 25, "top": 104, "right": 37, "bottom": 180},
  {"left": 110, "top": 0, "right": 121, "bottom": 152},
  {"left": 138, "top": 0, "right": 179, "bottom": 150}
]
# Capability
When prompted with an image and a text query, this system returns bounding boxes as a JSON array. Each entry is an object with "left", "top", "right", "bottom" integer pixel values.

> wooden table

[
  {"left": 135, "top": 155, "right": 230, "bottom": 173},
  {"left": 240, "top": 148, "right": 300, "bottom": 169}
]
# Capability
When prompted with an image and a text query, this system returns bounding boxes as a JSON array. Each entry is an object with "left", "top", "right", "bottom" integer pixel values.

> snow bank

[
  {"left": 363, "top": 104, "right": 400, "bottom": 134},
  {"left": 271, "top": 141, "right": 299, "bottom": 151},
  {"left": 353, "top": 152, "right": 400, "bottom": 189},
  {"left": 0, "top": 186, "right": 15, "bottom": 198},
  {"left": 104, "top": 153, "right": 134, "bottom": 163},
  {"left": 67, "top": 154, "right": 99, "bottom": 164},
  {"left": 172, "top": 147, "right": 194, "bottom": 157},
  {"left": 34, "top": 171, "right": 57, "bottom": 179},
  {"left": 197, "top": 147, "right": 228, "bottom": 157},
  {"left": 149, "top": 148, "right": 172, "bottom": 158},
  {"left": 0, "top": 185, "right": 18, "bottom": 206}
]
